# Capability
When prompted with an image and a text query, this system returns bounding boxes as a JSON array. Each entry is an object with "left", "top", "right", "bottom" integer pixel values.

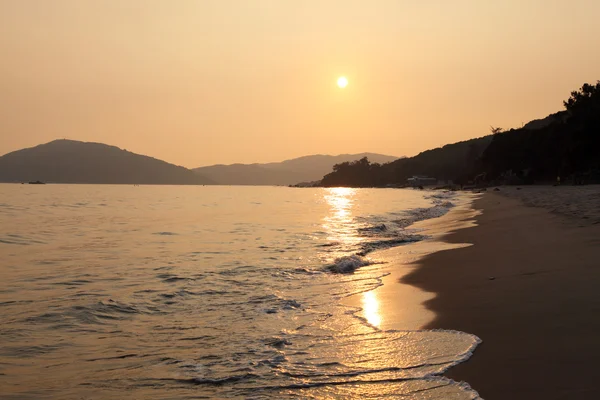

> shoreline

[
  {"left": 401, "top": 190, "right": 600, "bottom": 399},
  {"left": 345, "top": 192, "right": 481, "bottom": 332}
]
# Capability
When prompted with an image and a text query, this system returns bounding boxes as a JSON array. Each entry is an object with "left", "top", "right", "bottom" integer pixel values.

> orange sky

[{"left": 1, "top": 0, "right": 599, "bottom": 168}]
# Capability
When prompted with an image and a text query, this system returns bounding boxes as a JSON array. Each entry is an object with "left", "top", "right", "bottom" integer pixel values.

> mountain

[
  {"left": 0, "top": 139, "right": 214, "bottom": 185},
  {"left": 193, "top": 153, "right": 399, "bottom": 186}
]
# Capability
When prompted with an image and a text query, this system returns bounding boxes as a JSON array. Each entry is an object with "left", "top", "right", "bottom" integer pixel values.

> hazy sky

[{"left": 1, "top": 0, "right": 600, "bottom": 167}]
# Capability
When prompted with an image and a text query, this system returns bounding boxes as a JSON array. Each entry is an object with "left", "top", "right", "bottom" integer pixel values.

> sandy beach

[{"left": 401, "top": 186, "right": 600, "bottom": 399}]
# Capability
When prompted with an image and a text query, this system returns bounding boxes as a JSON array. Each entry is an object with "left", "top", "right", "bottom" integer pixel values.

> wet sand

[
  {"left": 403, "top": 190, "right": 600, "bottom": 399},
  {"left": 350, "top": 195, "right": 481, "bottom": 332}
]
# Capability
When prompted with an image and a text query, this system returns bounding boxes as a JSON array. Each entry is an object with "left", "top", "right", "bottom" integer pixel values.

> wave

[
  {"left": 24, "top": 299, "right": 164, "bottom": 328},
  {"left": 357, "top": 235, "right": 425, "bottom": 256},
  {"left": 323, "top": 193, "right": 456, "bottom": 274},
  {"left": 170, "top": 373, "right": 260, "bottom": 385},
  {"left": 158, "top": 328, "right": 482, "bottom": 398},
  {"left": 270, "top": 329, "right": 482, "bottom": 396},
  {"left": 425, "top": 190, "right": 457, "bottom": 200},
  {"left": 325, "top": 255, "right": 373, "bottom": 273},
  {"left": 357, "top": 223, "right": 388, "bottom": 235},
  {"left": 393, "top": 201, "right": 454, "bottom": 228}
]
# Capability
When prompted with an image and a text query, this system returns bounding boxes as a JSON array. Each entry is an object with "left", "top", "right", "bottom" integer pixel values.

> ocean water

[{"left": 0, "top": 184, "right": 480, "bottom": 399}]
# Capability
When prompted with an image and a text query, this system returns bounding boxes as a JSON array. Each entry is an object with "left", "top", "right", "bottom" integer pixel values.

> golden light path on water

[
  {"left": 362, "top": 290, "right": 382, "bottom": 327},
  {"left": 323, "top": 187, "right": 354, "bottom": 220},
  {"left": 301, "top": 188, "right": 482, "bottom": 399},
  {"left": 322, "top": 187, "right": 363, "bottom": 253},
  {"left": 322, "top": 187, "right": 383, "bottom": 327}
]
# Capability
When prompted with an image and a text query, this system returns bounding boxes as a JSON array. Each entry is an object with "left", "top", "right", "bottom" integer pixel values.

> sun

[{"left": 337, "top": 76, "right": 348, "bottom": 88}]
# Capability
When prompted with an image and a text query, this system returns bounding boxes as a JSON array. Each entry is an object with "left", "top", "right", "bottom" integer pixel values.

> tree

[
  {"left": 563, "top": 81, "right": 600, "bottom": 111},
  {"left": 490, "top": 126, "right": 503, "bottom": 135}
]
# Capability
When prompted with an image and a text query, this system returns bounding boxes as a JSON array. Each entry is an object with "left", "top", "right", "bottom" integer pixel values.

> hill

[
  {"left": 0, "top": 139, "right": 214, "bottom": 185},
  {"left": 522, "top": 111, "right": 568, "bottom": 130},
  {"left": 319, "top": 81, "right": 600, "bottom": 187},
  {"left": 193, "top": 153, "right": 398, "bottom": 186},
  {"left": 480, "top": 81, "right": 600, "bottom": 183},
  {"left": 320, "top": 137, "right": 492, "bottom": 187}
]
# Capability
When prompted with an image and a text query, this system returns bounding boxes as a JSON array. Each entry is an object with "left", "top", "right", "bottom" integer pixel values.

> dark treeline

[
  {"left": 321, "top": 136, "right": 492, "bottom": 187},
  {"left": 480, "top": 81, "right": 600, "bottom": 183},
  {"left": 320, "top": 81, "right": 600, "bottom": 187}
]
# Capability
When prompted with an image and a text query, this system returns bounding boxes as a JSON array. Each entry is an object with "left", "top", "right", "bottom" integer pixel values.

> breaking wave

[
  {"left": 322, "top": 190, "right": 457, "bottom": 274},
  {"left": 326, "top": 255, "right": 374, "bottom": 273}
]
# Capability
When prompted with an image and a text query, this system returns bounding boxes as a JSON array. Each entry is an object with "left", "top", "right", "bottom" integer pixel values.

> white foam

[
  {"left": 394, "top": 201, "right": 455, "bottom": 228},
  {"left": 425, "top": 190, "right": 458, "bottom": 201},
  {"left": 276, "top": 327, "right": 483, "bottom": 399},
  {"left": 326, "top": 255, "right": 373, "bottom": 273}
]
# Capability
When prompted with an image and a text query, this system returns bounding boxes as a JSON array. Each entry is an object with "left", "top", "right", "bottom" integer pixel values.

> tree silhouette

[
  {"left": 481, "top": 80, "right": 600, "bottom": 182},
  {"left": 563, "top": 81, "right": 600, "bottom": 112},
  {"left": 490, "top": 126, "right": 503, "bottom": 135}
]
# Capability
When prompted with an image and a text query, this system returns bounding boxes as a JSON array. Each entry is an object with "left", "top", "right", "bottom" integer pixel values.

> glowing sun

[{"left": 337, "top": 76, "right": 348, "bottom": 88}]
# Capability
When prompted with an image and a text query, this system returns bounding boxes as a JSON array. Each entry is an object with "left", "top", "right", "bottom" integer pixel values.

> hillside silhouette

[
  {"left": 193, "top": 153, "right": 398, "bottom": 186},
  {"left": 0, "top": 140, "right": 214, "bottom": 185},
  {"left": 321, "top": 137, "right": 492, "bottom": 187},
  {"left": 480, "top": 82, "right": 600, "bottom": 183},
  {"left": 320, "top": 81, "right": 600, "bottom": 187}
]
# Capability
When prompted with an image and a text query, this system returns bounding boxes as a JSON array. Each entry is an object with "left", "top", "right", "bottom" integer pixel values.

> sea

[{"left": 0, "top": 184, "right": 481, "bottom": 399}]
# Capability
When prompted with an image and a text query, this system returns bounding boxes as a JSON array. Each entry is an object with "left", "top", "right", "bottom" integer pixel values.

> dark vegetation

[
  {"left": 321, "top": 137, "right": 492, "bottom": 187},
  {"left": 481, "top": 81, "right": 600, "bottom": 183},
  {"left": 0, "top": 139, "right": 214, "bottom": 185},
  {"left": 320, "top": 81, "right": 600, "bottom": 187}
]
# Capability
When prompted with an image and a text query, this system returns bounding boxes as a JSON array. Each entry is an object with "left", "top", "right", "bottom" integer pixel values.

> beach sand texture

[
  {"left": 403, "top": 187, "right": 600, "bottom": 399},
  {"left": 494, "top": 185, "right": 600, "bottom": 225}
]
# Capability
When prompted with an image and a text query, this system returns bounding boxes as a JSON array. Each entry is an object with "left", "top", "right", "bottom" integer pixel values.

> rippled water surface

[{"left": 0, "top": 184, "right": 480, "bottom": 399}]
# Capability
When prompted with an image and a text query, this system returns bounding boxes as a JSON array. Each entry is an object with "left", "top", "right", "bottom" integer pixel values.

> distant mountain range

[
  {"left": 0, "top": 140, "right": 398, "bottom": 186},
  {"left": 193, "top": 153, "right": 399, "bottom": 186},
  {"left": 0, "top": 139, "right": 214, "bottom": 185}
]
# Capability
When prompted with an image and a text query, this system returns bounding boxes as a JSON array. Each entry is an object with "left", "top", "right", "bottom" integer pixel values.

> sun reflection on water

[
  {"left": 324, "top": 187, "right": 355, "bottom": 220},
  {"left": 322, "top": 188, "right": 363, "bottom": 253},
  {"left": 362, "top": 290, "right": 382, "bottom": 328}
]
